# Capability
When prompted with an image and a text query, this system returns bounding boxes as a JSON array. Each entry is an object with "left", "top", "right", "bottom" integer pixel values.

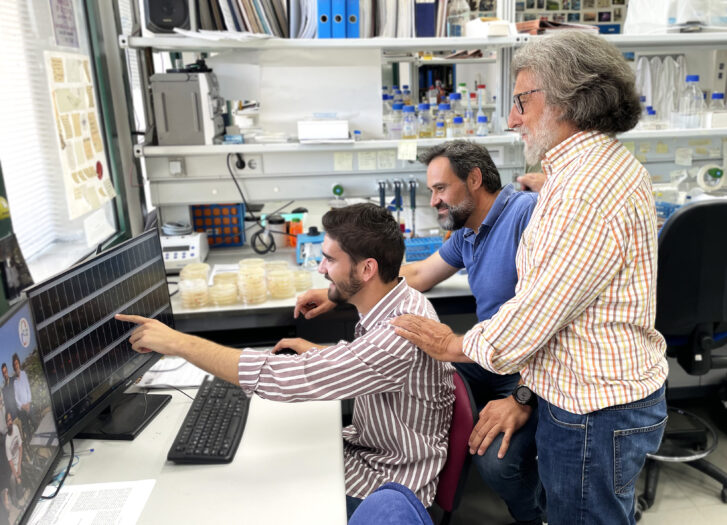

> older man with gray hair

[{"left": 392, "top": 31, "right": 668, "bottom": 525}]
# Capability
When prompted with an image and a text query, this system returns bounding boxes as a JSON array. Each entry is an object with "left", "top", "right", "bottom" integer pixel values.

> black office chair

[{"left": 636, "top": 199, "right": 727, "bottom": 520}]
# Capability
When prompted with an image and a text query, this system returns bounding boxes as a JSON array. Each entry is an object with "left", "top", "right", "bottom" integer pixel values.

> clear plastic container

[
  {"left": 417, "top": 103, "right": 433, "bottom": 138},
  {"left": 674, "top": 75, "right": 704, "bottom": 129},
  {"left": 402, "top": 105, "right": 418, "bottom": 139},
  {"left": 180, "top": 263, "right": 210, "bottom": 282},
  {"left": 434, "top": 120, "right": 446, "bottom": 138},
  {"left": 446, "top": 0, "right": 470, "bottom": 37},
  {"left": 179, "top": 279, "right": 209, "bottom": 309}
]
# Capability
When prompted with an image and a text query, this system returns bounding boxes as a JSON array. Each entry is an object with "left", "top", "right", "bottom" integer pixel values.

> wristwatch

[{"left": 512, "top": 385, "right": 538, "bottom": 408}]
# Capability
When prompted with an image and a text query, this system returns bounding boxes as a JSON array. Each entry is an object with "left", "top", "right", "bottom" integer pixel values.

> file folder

[
  {"left": 346, "top": 0, "right": 360, "bottom": 37},
  {"left": 331, "top": 0, "right": 346, "bottom": 38},
  {"left": 317, "top": 0, "right": 332, "bottom": 38},
  {"left": 415, "top": 0, "right": 437, "bottom": 37}
]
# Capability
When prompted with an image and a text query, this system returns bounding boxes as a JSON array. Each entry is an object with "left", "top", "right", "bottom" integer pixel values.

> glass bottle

[
  {"left": 451, "top": 116, "right": 465, "bottom": 137},
  {"left": 417, "top": 103, "right": 433, "bottom": 138},
  {"left": 389, "top": 103, "right": 404, "bottom": 139},
  {"left": 675, "top": 75, "right": 704, "bottom": 129},
  {"left": 475, "top": 115, "right": 489, "bottom": 136},
  {"left": 401, "top": 105, "right": 418, "bottom": 139}
]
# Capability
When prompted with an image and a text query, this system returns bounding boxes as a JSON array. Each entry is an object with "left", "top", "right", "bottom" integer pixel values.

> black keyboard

[{"left": 167, "top": 376, "right": 250, "bottom": 464}]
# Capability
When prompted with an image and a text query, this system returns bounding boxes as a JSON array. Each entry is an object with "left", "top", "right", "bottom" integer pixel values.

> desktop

[
  {"left": 24, "top": 230, "right": 174, "bottom": 443},
  {"left": 0, "top": 300, "right": 61, "bottom": 524}
]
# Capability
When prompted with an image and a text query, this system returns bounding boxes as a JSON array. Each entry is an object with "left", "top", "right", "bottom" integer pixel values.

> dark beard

[{"left": 326, "top": 268, "right": 363, "bottom": 304}]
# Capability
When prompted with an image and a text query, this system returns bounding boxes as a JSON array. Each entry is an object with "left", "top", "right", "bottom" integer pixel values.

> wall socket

[{"left": 234, "top": 154, "right": 262, "bottom": 174}]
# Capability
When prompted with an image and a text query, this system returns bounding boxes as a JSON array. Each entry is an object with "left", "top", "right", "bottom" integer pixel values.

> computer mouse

[{"left": 275, "top": 348, "right": 298, "bottom": 356}]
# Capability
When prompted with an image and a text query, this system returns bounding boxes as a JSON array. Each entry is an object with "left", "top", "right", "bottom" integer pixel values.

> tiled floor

[{"left": 446, "top": 408, "right": 727, "bottom": 525}]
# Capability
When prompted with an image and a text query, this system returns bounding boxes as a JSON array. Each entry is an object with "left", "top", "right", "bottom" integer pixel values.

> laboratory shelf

[
  {"left": 135, "top": 135, "right": 522, "bottom": 158},
  {"left": 618, "top": 128, "right": 727, "bottom": 140},
  {"left": 121, "top": 35, "right": 530, "bottom": 53}
]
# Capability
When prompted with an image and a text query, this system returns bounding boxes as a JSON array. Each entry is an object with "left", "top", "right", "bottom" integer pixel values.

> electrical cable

[
  {"left": 41, "top": 439, "right": 75, "bottom": 499},
  {"left": 226, "top": 153, "right": 299, "bottom": 254}
]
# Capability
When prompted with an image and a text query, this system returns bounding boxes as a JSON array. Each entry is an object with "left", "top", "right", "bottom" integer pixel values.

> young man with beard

[
  {"left": 392, "top": 32, "right": 668, "bottom": 525},
  {"left": 295, "top": 141, "right": 543, "bottom": 525},
  {"left": 117, "top": 203, "right": 455, "bottom": 519}
]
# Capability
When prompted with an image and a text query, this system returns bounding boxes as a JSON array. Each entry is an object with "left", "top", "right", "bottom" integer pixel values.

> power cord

[
  {"left": 41, "top": 440, "right": 75, "bottom": 499},
  {"left": 225, "top": 153, "right": 297, "bottom": 255}
]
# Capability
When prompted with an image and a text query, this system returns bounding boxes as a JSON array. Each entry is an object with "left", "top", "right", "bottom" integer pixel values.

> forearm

[{"left": 176, "top": 334, "right": 243, "bottom": 385}]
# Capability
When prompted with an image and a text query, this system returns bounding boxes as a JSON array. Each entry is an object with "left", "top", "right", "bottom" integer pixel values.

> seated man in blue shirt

[{"left": 296, "top": 141, "right": 542, "bottom": 525}]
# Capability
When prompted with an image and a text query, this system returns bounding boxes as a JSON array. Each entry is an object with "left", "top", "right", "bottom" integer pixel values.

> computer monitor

[
  {"left": 24, "top": 230, "right": 174, "bottom": 444},
  {"left": 0, "top": 299, "right": 61, "bottom": 524}
]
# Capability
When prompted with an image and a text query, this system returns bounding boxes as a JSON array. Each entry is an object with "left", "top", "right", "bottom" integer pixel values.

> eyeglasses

[{"left": 512, "top": 88, "right": 543, "bottom": 115}]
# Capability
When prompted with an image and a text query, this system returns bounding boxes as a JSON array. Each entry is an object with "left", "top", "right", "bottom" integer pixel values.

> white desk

[{"left": 66, "top": 382, "right": 347, "bottom": 524}]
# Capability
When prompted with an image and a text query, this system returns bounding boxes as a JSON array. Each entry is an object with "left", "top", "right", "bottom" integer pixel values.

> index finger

[{"left": 115, "top": 314, "right": 152, "bottom": 325}]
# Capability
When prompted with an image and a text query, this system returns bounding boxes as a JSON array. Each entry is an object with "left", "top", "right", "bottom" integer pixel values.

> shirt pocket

[{"left": 613, "top": 416, "right": 667, "bottom": 494}]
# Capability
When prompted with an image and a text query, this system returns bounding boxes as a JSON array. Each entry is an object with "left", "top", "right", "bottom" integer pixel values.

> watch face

[{"left": 515, "top": 386, "right": 532, "bottom": 405}]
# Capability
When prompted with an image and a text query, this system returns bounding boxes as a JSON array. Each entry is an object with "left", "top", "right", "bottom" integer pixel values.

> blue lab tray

[{"left": 405, "top": 236, "right": 443, "bottom": 262}]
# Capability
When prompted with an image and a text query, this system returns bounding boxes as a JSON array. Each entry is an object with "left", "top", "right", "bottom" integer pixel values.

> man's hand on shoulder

[
  {"left": 294, "top": 288, "right": 336, "bottom": 319},
  {"left": 390, "top": 314, "right": 470, "bottom": 363},
  {"left": 468, "top": 395, "right": 532, "bottom": 459}
]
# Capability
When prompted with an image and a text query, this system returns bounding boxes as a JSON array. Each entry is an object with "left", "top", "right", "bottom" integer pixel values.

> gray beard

[{"left": 436, "top": 198, "right": 475, "bottom": 231}]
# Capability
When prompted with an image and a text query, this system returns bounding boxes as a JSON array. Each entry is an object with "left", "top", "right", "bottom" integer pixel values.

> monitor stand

[{"left": 76, "top": 393, "right": 172, "bottom": 440}]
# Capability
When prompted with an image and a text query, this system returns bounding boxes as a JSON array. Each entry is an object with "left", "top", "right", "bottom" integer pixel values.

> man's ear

[
  {"left": 468, "top": 167, "right": 483, "bottom": 191},
  {"left": 359, "top": 258, "right": 379, "bottom": 283}
]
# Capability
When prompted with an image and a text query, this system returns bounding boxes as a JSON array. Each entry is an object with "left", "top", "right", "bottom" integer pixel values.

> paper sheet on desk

[
  {"left": 29, "top": 479, "right": 155, "bottom": 525},
  {"left": 137, "top": 358, "right": 208, "bottom": 389}
]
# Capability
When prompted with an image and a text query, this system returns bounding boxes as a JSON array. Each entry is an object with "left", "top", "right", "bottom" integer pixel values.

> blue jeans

[
  {"left": 454, "top": 363, "right": 542, "bottom": 522},
  {"left": 346, "top": 495, "right": 363, "bottom": 520},
  {"left": 536, "top": 385, "right": 667, "bottom": 525}
]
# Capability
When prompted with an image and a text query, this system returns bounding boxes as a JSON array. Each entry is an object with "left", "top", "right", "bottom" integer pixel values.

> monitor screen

[
  {"left": 24, "top": 230, "right": 173, "bottom": 444},
  {"left": 0, "top": 299, "right": 61, "bottom": 525}
]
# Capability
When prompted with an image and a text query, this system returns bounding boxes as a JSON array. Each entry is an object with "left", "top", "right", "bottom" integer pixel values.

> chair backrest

[
  {"left": 656, "top": 199, "right": 727, "bottom": 374},
  {"left": 434, "top": 370, "right": 478, "bottom": 513},
  {"left": 349, "top": 482, "right": 434, "bottom": 525}
]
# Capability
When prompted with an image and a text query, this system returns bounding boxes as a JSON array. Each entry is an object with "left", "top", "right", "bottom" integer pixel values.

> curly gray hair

[{"left": 512, "top": 31, "right": 641, "bottom": 135}]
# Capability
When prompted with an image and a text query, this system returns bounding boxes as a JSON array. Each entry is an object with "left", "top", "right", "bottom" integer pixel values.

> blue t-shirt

[{"left": 439, "top": 185, "right": 537, "bottom": 322}]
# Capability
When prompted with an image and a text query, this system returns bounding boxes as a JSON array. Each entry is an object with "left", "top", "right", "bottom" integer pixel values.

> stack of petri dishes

[
  {"left": 293, "top": 269, "right": 313, "bottom": 292},
  {"left": 238, "top": 258, "right": 267, "bottom": 304},
  {"left": 209, "top": 270, "right": 238, "bottom": 306},
  {"left": 179, "top": 279, "right": 209, "bottom": 308},
  {"left": 179, "top": 263, "right": 211, "bottom": 308},
  {"left": 180, "top": 262, "right": 210, "bottom": 282},
  {"left": 267, "top": 268, "right": 296, "bottom": 299}
]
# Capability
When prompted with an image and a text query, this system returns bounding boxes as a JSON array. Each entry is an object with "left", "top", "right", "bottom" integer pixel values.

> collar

[
  {"left": 462, "top": 185, "right": 514, "bottom": 240},
  {"left": 356, "top": 277, "right": 409, "bottom": 334},
  {"left": 540, "top": 130, "right": 612, "bottom": 178}
]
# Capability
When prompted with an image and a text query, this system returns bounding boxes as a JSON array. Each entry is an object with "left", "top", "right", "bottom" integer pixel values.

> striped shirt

[
  {"left": 237, "top": 278, "right": 455, "bottom": 505},
  {"left": 462, "top": 131, "right": 668, "bottom": 414}
]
